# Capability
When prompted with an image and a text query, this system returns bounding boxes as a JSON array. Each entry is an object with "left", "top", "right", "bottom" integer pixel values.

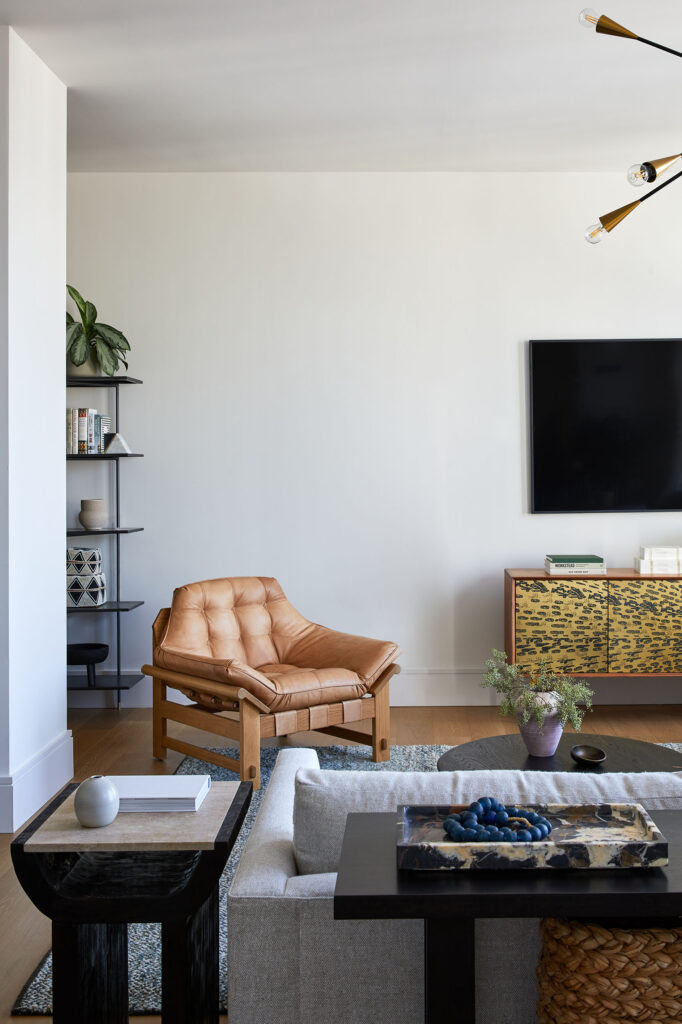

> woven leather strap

[{"left": 537, "top": 918, "right": 682, "bottom": 1022}]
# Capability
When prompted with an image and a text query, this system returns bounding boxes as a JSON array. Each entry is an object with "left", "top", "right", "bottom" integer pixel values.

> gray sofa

[{"left": 227, "top": 747, "right": 682, "bottom": 1024}]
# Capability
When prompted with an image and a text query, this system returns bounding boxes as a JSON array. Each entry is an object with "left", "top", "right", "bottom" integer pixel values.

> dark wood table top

[
  {"left": 437, "top": 733, "right": 682, "bottom": 774},
  {"left": 334, "top": 809, "right": 682, "bottom": 921}
]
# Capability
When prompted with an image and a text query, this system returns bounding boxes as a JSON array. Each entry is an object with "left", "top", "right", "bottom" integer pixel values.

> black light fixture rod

[
  {"left": 639, "top": 166, "right": 682, "bottom": 203},
  {"left": 636, "top": 35, "right": 682, "bottom": 60}
]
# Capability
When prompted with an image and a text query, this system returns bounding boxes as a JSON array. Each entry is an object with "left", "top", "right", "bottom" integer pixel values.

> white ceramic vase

[
  {"left": 74, "top": 774, "right": 120, "bottom": 827},
  {"left": 79, "top": 498, "right": 107, "bottom": 530}
]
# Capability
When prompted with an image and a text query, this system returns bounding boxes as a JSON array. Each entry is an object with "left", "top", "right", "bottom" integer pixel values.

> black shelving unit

[{"left": 67, "top": 375, "right": 144, "bottom": 706}]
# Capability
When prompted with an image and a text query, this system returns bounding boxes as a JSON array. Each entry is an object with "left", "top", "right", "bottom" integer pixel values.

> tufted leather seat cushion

[{"left": 154, "top": 577, "right": 401, "bottom": 713}]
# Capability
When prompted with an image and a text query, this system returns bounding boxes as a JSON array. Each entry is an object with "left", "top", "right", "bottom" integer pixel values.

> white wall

[
  {"left": 0, "top": 29, "right": 72, "bottom": 832},
  {"left": 66, "top": 171, "right": 682, "bottom": 709}
]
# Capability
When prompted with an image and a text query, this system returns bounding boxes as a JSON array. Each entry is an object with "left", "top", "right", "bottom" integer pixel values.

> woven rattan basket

[{"left": 537, "top": 918, "right": 682, "bottom": 1023}]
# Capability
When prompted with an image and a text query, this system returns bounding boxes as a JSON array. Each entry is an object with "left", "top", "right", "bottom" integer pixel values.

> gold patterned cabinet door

[
  {"left": 608, "top": 580, "right": 682, "bottom": 673},
  {"left": 514, "top": 579, "right": 609, "bottom": 674}
]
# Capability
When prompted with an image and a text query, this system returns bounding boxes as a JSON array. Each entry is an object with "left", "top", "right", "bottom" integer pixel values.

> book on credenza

[
  {"left": 109, "top": 774, "right": 211, "bottom": 812},
  {"left": 637, "top": 558, "right": 681, "bottom": 575},
  {"left": 545, "top": 554, "right": 606, "bottom": 575},
  {"left": 640, "top": 546, "right": 681, "bottom": 560}
]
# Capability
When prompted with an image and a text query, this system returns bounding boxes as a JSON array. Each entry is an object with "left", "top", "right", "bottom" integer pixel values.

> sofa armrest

[
  {"left": 283, "top": 624, "right": 400, "bottom": 687},
  {"left": 230, "top": 747, "right": 320, "bottom": 898}
]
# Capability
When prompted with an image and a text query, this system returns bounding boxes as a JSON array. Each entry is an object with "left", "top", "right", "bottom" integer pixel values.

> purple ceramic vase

[{"left": 517, "top": 712, "right": 563, "bottom": 758}]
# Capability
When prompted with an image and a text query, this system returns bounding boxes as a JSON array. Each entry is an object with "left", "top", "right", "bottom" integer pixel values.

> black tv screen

[{"left": 530, "top": 339, "right": 682, "bottom": 513}]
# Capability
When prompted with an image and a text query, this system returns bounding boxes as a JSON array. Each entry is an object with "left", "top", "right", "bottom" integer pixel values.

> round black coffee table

[{"left": 437, "top": 733, "right": 682, "bottom": 774}]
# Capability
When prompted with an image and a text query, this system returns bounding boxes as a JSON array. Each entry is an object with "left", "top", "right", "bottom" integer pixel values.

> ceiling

[{"left": 2, "top": 0, "right": 681, "bottom": 171}]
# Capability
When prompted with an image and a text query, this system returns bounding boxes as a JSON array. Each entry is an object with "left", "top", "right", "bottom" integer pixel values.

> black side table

[
  {"left": 335, "top": 809, "right": 682, "bottom": 1024},
  {"left": 437, "top": 732, "right": 682, "bottom": 774},
  {"left": 12, "top": 779, "right": 251, "bottom": 1024}
]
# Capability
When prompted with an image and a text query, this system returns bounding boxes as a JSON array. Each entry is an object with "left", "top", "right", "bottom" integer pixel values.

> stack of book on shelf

[
  {"left": 637, "top": 546, "right": 682, "bottom": 574},
  {"left": 66, "top": 408, "right": 112, "bottom": 455},
  {"left": 109, "top": 775, "right": 211, "bottom": 812},
  {"left": 544, "top": 554, "right": 606, "bottom": 576}
]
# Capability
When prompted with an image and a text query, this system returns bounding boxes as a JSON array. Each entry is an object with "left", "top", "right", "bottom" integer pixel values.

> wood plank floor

[{"left": 1, "top": 704, "right": 681, "bottom": 1023}]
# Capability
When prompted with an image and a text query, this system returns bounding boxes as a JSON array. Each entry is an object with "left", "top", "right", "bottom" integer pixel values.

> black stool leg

[
  {"left": 52, "top": 920, "right": 128, "bottom": 1024},
  {"left": 162, "top": 887, "right": 219, "bottom": 1024}
]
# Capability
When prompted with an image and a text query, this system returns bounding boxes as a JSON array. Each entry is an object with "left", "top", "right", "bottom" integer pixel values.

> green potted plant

[
  {"left": 66, "top": 285, "right": 131, "bottom": 377},
  {"left": 481, "top": 649, "right": 593, "bottom": 757}
]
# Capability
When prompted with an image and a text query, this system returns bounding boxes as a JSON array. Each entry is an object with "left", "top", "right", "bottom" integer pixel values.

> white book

[
  {"left": 87, "top": 408, "right": 97, "bottom": 453},
  {"left": 109, "top": 774, "right": 211, "bottom": 812},
  {"left": 545, "top": 566, "right": 604, "bottom": 575},
  {"left": 66, "top": 408, "right": 72, "bottom": 454},
  {"left": 71, "top": 408, "right": 78, "bottom": 455},
  {"left": 545, "top": 563, "right": 606, "bottom": 575},
  {"left": 640, "top": 546, "right": 680, "bottom": 560},
  {"left": 637, "top": 558, "right": 680, "bottom": 574}
]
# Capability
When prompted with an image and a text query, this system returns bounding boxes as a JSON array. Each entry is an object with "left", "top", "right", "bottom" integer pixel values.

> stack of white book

[
  {"left": 544, "top": 554, "right": 606, "bottom": 576},
  {"left": 109, "top": 774, "right": 211, "bottom": 812},
  {"left": 637, "top": 546, "right": 682, "bottom": 575}
]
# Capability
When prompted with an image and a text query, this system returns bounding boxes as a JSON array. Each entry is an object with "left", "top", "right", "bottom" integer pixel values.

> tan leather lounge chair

[{"left": 142, "top": 577, "right": 401, "bottom": 788}]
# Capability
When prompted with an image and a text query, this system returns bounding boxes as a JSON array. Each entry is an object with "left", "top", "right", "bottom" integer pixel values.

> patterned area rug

[{"left": 12, "top": 743, "right": 449, "bottom": 1015}]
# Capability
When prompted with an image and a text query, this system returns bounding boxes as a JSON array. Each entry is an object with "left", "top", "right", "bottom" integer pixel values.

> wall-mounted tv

[{"left": 530, "top": 339, "right": 682, "bottom": 514}]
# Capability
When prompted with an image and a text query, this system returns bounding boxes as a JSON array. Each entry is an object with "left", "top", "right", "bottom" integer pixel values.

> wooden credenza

[{"left": 505, "top": 569, "right": 682, "bottom": 678}]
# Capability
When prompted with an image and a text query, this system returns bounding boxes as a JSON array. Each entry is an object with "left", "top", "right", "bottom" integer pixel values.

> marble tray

[{"left": 396, "top": 803, "right": 668, "bottom": 870}]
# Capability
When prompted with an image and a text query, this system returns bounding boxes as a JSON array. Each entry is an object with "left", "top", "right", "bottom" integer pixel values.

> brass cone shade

[
  {"left": 649, "top": 154, "right": 682, "bottom": 177},
  {"left": 599, "top": 200, "right": 641, "bottom": 232},
  {"left": 596, "top": 14, "right": 638, "bottom": 40}
]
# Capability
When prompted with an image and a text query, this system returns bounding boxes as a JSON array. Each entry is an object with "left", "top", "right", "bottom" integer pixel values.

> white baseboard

[
  {"left": 67, "top": 667, "right": 682, "bottom": 711},
  {"left": 392, "top": 668, "right": 494, "bottom": 706},
  {"left": 391, "top": 668, "right": 682, "bottom": 707},
  {"left": 0, "top": 730, "right": 74, "bottom": 833}
]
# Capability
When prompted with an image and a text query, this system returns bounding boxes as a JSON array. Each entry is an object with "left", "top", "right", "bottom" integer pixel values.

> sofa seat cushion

[{"left": 293, "top": 767, "right": 682, "bottom": 875}]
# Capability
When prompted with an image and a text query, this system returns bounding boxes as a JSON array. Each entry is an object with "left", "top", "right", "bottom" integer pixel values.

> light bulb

[
  {"left": 584, "top": 223, "right": 606, "bottom": 244},
  {"left": 627, "top": 163, "right": 651, "bottom": 186},
  {"left": 578, "top": 9, "right": 600, "bottom": 29},
  {"left": 627, "top": 155, "right": 681, "bottom": 187}
]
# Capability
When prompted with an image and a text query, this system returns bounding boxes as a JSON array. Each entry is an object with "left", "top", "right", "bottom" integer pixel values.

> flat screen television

[{"left": 530, "top": 339, "right": 682, "bottom": 513}]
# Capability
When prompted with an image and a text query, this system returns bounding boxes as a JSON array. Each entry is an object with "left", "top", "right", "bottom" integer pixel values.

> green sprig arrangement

[
  {"left": 66, "top": 285, "right": 131, "bottom": 376},
  {"left": 481, "top": 649, "right": 593, "bottom": 732}
]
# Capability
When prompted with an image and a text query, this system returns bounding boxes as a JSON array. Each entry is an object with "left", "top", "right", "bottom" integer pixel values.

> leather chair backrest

[{"left": 161, "top": 576, "right": 310, "bottom": 667}]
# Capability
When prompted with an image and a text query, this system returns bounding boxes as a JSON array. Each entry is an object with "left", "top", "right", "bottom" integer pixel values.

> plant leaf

[
  {"left": 69, "top": 333, "right": 89, "bottom": 366},
  {"left": 67, "top": 285, "right": 86, "bottom": 319},
  {"left": 84, "top": 300, "right": 97, "bottom": 326},
  {"left": 66, "top": 321, "right": 82, "bottom": 352},
  {"left": 95, "top": 323, "right": 130, "bottom": 351},
  {"left": 66, "top": 311, "right": 75, "bottom": 326},
  {"left": 93, "top": 338, "right": 117, "bottom": 376}
]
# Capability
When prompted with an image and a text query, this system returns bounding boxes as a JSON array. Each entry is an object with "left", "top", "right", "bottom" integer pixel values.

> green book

[{"left": 546, "top": 554, "right": 604, "bottom": 564}]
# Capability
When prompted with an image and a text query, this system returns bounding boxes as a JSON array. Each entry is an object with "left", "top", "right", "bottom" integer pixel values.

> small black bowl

[
  {"left": 67, "top": 643, "right": 109, "bottom": 688},
  {"left": 570, "top": 743, "right": 606, "bottom": 766}
]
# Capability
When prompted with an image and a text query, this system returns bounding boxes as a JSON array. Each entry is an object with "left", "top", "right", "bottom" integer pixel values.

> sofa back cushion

[{"left": 292, "top": 767, "right": 682, "bottom": 874}]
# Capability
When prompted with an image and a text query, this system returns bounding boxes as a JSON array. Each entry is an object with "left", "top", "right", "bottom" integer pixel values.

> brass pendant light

[{"left": 579, "top": 10, "right": 682, "bottom": 243}]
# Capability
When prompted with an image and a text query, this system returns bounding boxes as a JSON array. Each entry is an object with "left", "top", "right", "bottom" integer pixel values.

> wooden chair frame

[{"left": 142, "top": 609, "right": 399, "bottom": 789}]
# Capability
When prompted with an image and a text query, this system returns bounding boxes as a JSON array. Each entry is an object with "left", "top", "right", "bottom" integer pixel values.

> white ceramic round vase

[
  {"left": 74, "top": 774, "right": 120, "bottom": 827},
  {"left": 79, "top": 498, "right": 107, "bottom": 530}
]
